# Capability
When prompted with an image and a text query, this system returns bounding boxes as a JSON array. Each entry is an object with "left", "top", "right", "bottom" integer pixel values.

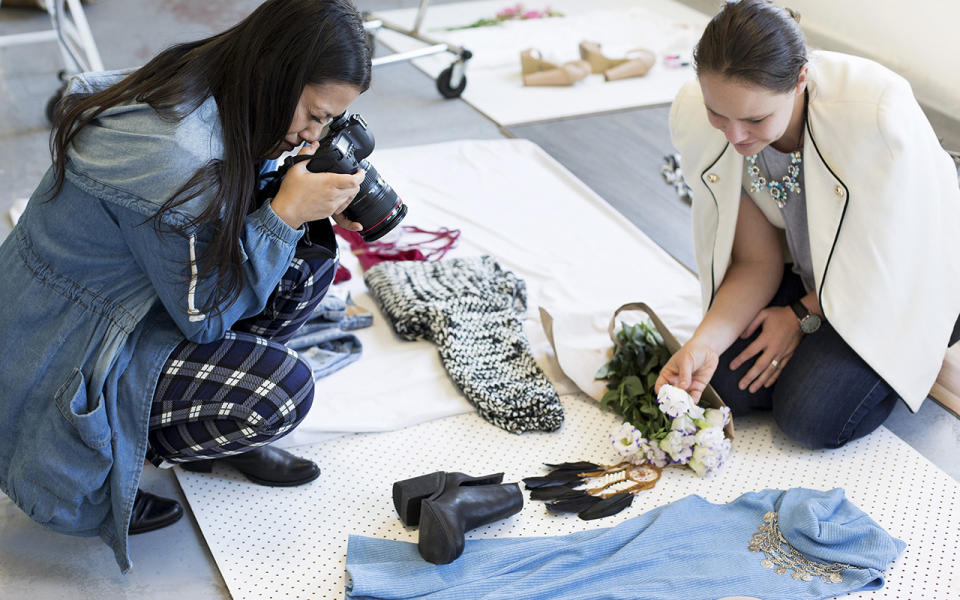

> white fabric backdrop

[
  {"left": 372, "top": 0, "right": 709, "bottom": 126},
  {"left": 278, "top": 138, "right": 702, "bottom": 447}
]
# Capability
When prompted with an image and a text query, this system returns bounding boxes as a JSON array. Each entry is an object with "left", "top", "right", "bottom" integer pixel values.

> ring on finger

[{"left": 770, "top": 358, "right": 780, "bottom": 370}]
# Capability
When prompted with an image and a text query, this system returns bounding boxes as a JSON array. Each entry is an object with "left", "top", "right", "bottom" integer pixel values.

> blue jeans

[{"left": 709, "top": 268, "right": 900, "bottom": 449}]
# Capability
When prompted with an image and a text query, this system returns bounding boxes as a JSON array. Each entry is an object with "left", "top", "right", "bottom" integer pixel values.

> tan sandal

[
  {"left": 523, "top": 60, "right": 591, "bottom": 86},
  {"left": 578, "top": 40, "right": 631, "bottom": 74},
  {"left": 603, "top": 49, "right": 656, "bottom": 81},
  {"left": 520, "top": 48, "right": 559, "bottom": 76}
]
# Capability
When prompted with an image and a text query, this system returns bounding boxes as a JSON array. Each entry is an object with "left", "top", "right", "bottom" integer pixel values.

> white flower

[
  {"left": 671, "top": 414, "right": 697, "bottom": 434},
  {"left": 702, "top": 406, "right": 731, "bottom": 429},
  {"left": 625, "top": 439, "right": 651, "bottom": 465},
  {"left": 609, "top": 422, "right": 644, "bottom": 459},
  {"left": 657, "top": 384, "right": 697, "bottom": 418},
  {"left": 644, "top": 441, "right": 671, "bottom": 468},
  {"left": 693, "top": 425, "right": 726, "bottom": 450},
  {"left": 659, "top": 430, "right": 694, "bottom": 463},
  {"left": 687, "top": 438, "right": 732, "bottom": 477},
  {"left": 687, "top": 402, "right": 706, "bottom": 420}
]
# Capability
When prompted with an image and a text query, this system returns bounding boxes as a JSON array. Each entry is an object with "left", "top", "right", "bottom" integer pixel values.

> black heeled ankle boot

[
  {"left": 129, "top": 489, "right": 183, "bottom": 534},
  {"left": 392, "top": 471, "right": 504, "bottom": 526},
  {"left": 417, "top": 478, "right": 523, "bottom": 564},
  {"left": 181, "top": 445, "right": 320, "bottom": 487}
]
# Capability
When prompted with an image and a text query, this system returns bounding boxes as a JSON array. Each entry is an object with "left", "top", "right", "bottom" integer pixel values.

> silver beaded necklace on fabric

[{"left": 746, "top": 93, "right": 808, "bottom": 209}]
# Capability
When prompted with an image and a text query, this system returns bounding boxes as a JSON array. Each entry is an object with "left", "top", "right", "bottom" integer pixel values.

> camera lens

[{"left": 343, "top": 160, "right": 407, "bottom": 242}]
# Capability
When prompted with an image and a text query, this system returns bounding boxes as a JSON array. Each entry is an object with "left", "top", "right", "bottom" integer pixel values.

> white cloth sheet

[
  {"left": 373, "top": 0, "right": 709, "bottom": 126},
  {"left": 286, "top": 138, "right": 703, "bottom": 443}
]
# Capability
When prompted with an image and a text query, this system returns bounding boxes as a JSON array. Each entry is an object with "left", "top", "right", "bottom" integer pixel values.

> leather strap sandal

[{"left": 522, "top": 60, "right": 591, "bottom": 86}]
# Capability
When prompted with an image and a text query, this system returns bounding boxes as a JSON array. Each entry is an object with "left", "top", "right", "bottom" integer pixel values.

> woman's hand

[
  {"left": 729, "top": 305, "right": 803, "bottom": 392},
  {"left": 655, "top": 339, "right": 720, "bottom": 401},
  {"left": 271, "top": 141, "right": 365, "bottom": 230}
]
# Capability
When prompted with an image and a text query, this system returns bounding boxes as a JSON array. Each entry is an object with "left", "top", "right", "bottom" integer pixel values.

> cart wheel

[{"left": 436, "top": 64, "right": 467, "bottom": 99}]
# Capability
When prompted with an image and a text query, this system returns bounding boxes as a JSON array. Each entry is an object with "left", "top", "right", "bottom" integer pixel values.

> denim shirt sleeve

[{"left": 111, "top": 199, "right": 303, "bottom": 343}]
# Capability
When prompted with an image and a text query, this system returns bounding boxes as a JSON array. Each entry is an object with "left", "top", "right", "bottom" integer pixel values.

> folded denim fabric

[
  {"left": 285, "top": 294, "right": 370, "bottom": 378},
  {"left": 289, "top": 328, "right": 363, "bottom": 379},
  {"left": 306, "top": 293, "right": 374, "bottom": 331}
]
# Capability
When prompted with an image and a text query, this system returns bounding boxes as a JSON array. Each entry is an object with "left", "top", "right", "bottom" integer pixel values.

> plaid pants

[{"left": 146, "top": 255, "right": 336, "bottom": 465}]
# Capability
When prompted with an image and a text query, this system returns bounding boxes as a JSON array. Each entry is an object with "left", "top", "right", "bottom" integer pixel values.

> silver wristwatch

[{"left": 790, "top": 299, "right": 822, "bottom": 334}]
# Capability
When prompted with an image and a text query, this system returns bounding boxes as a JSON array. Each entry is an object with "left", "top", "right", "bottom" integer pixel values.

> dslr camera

[{"left": 305, "top": 113, "right": 406, "bottom": 242}]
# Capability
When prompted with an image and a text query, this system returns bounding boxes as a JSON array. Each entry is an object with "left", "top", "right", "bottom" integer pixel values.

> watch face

[{"left": 801, "top": 314, "right": 822, "bottom": 334}]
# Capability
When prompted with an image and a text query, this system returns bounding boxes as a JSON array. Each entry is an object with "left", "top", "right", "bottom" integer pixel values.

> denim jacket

[{"left": 0, "top": 70, "right": 303, "bottom": 571}]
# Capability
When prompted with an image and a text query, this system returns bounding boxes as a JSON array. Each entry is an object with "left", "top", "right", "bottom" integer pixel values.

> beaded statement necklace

[
  {"left": 746, "top": 91, "right": 808, "bottom": 209},
  {"left": 746, "top": 151, "right": 801, "bottom": 209}
]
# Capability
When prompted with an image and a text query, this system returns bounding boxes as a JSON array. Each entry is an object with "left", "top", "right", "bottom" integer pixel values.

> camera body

[{"left": 306, "top": 113, "right": 406, "bottom": 242}]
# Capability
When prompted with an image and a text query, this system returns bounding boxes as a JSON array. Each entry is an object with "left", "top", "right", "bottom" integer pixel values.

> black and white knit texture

[{"left": 364, "top": 256, "right": 563, "bottom": 433}]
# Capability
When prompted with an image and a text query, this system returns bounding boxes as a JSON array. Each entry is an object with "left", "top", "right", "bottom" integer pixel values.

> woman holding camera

[
  {"left": 0, "top": 0, "right": 368, "bottom": 570},
  {"left": 657, "top": 0, "right": 960, "bottom": 448}
]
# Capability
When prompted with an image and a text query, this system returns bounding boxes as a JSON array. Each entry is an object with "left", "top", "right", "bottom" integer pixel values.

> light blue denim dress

[
  {"left": 0, "top": 70, "right": 303, "bottom": 571},
  {"left": 345, "top": 488, "right": 905, "bottom": 600}
]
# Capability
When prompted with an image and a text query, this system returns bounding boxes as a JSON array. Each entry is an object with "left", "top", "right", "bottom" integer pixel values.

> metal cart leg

[
  {"left": 47, "top": 0, "right": 104, "bottom": 73},
  {"left": 363, "top": 0, "right": 472, "bottom": 99},
  {"left": 0, "top": 0, "right": 104, "bottom": 120}
]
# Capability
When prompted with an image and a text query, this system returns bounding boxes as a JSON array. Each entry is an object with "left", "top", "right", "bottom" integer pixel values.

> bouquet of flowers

[
  {"left": 610, "top": 385, "right": 732, "bottom": 476},
  {"left": 446, "top": 4, "right": 564, "bottom": 31},
  {"left": 597, "top": 321, "right": 732, "bottom": 477}
]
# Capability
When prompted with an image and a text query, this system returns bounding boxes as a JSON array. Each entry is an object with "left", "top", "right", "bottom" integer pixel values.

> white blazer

[{"left": 669, "top": 50, "right": 960, "bottom": 411}]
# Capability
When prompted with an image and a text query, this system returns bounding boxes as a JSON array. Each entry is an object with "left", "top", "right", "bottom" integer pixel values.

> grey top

[{"left": 757, "top": 144, "right": 816, "bottom": 294}]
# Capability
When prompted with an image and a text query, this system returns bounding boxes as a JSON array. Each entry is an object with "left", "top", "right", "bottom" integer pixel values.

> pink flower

[
  {"left": 496, "top": 4, "right": 523, "bottom": 18},
  {"left": 522, "top": 10, "right": 543, "bottom": 18}
]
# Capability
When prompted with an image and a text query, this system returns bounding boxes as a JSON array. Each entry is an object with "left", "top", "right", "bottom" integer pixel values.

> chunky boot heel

[
  {"left": 393, "top": 471, "right": 505, "bottom": 526},
  {"left": 418, "top": 481, "right": 523, "bottom": 564},
  {"left": 393, "top": 471, "right": 445, "bottom": 526}
]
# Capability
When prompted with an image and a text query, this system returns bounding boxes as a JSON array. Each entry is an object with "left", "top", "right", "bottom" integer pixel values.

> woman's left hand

[
  {"left": 729, "top": 306, "right": 803, "bottom": 393},
  {"left": 331, "top": 212, "right": 363, "bottom": 231}
]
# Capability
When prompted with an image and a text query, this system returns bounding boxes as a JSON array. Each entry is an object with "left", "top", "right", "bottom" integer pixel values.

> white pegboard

[{"left": 176, "top": 394, "right": 960, "bottom": 600}]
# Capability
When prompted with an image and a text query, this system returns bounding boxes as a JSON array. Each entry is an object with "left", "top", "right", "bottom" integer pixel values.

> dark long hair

[
  {"left": 693, "top": 0, "right": 807, "bottom": 93},
  {"left": 49, "top": 0, "right": 371, "bottom": 314}
]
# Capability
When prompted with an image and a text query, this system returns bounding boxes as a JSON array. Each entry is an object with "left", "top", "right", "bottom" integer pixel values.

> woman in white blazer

[{"left": 656, "top": 0, "right": 960, "bottom": 448}]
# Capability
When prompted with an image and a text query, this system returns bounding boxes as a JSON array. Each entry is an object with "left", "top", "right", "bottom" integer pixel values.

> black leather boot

[
  {"left": 417, "top": 477, "right": 523, "bottom": 564},
  {"left": 180, "top": 445, "right": 320, "bottom": 487},
  {"left": 129, "top": 489, "right": 183, "bottom": 534},
  {"left": 392, "top": 471, "right": 505, "bottom": 526}
]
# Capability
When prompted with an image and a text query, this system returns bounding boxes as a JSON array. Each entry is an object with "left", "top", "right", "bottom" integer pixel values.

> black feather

[
  {"left": 523, "top": 475, "right": 583, "bottom": 489},
  {"left": 543, "top": 461, "right": 601, "bottom": 471},
  {"left": 578, "top": 492, "right": 634, "bottom": 520},
  {"left": 545, "top": 469, "right": 587, "bottom": 480},
  {"left": 546, "top": 494, "right": 603, "bottom": 514},
  {"left": 530, "top": 486, "right": 577, "bottom": 500}
]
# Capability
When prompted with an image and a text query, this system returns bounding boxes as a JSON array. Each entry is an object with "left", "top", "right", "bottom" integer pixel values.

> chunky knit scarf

[{"left": 364, "top": 256, "right": 563, "bottom": 433}]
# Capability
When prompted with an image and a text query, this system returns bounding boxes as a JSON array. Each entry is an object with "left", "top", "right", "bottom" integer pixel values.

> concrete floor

[{"left": 1, "top": 1, "right": 958, "bottom": 598}]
